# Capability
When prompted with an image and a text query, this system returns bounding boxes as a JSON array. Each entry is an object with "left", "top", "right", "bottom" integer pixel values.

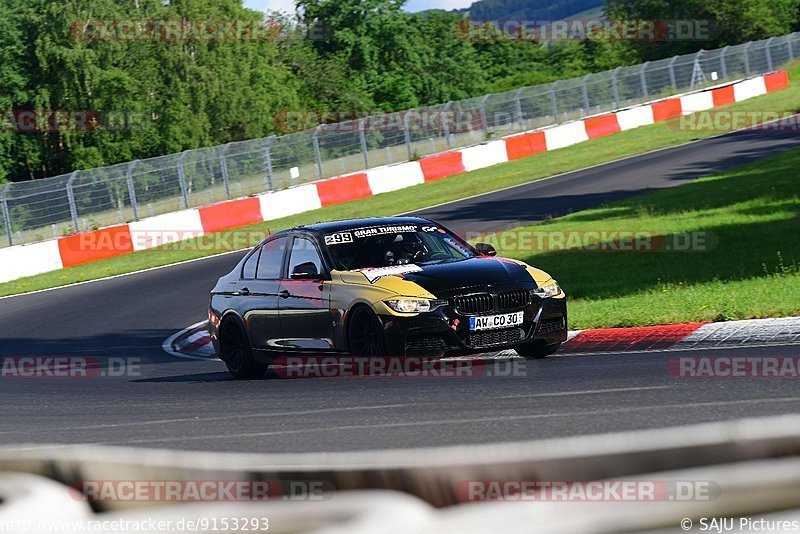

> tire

[
  {"left": 219, "top": 317, "right": 267, "bottom": 379},
  {"left": 347, "top": 306, "right": 388, "bottom": 357},
  {"left": 514, "top": 341, "right": 562, "bottom": 360}
]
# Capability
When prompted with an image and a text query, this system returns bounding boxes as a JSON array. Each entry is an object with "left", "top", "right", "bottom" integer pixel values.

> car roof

[{"left": 297, "top": 217, "right": 433, "bottom": 234}]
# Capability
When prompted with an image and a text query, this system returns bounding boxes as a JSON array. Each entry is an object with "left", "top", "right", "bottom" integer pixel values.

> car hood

[{"left": 392, "top": 257, "right": 537, "bottom": 297}]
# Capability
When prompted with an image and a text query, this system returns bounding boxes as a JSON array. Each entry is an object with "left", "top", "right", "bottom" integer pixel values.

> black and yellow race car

[{"left": 209, "top": 217, "right": 567, "bottom": 378}]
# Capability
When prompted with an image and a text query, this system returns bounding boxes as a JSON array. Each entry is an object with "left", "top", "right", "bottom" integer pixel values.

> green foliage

[
  {"left": 0, "top": 0, "right": 794, "bottom": 184},
  {"left": 606, "top": 0, "right": 800, "bottom": 59},
  {"left": 2, "top": 0, "right": 300, "bottom": 181},
  {"left": 297, "top": 0, "right": 485, "bottom": 110}
]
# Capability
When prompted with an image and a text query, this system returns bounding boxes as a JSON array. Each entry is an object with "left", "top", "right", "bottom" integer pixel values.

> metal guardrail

[
  {"left": 2, "top": 415, "right": 800, "bottom": 532},
  {"left": 1, "top": 32, "right": 798, "bottom": 248}
]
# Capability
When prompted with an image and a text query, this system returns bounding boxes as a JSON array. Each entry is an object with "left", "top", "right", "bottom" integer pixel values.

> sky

[{"left": 243, "top": 0, "right": 474, "bottom": 14}]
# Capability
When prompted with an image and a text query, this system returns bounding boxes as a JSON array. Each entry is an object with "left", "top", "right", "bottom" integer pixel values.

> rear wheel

[
  {"left": 219, "top": 317, "right": 267, "bottom": 379},
  {"left": 348, "top": 306, "right": 388, "bottom": 357},
  {"left": 514, "top": 341, "right": 562, "bottom": 360}
]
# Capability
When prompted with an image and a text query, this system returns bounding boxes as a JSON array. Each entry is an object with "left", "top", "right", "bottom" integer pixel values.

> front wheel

[
  {"left": 514, "top": 341, "right": 562, "bottom": 360},
  {"left": 219, "top": 317, "right": 267, "bottom": 379},
  {"left": 347, "top": 306, "right": 388, "bottom": 357}
]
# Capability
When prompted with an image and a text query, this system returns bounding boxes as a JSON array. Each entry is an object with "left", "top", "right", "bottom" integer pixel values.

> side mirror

[
  {"left": 475, "top": 243, "right": 497, "bottom": 257},
  {"left": 291, "top": 262, "right": 321, "bottom": 280}
]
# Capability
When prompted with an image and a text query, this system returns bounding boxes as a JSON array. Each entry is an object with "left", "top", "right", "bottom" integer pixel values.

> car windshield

[{"left": 324, "top": 225, "right": 475, "bottom": 270}]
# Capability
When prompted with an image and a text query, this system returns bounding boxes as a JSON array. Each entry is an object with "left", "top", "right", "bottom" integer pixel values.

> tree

[
  {"left": 296, "top": 0, "right": 487, "bottom": 110},
  {"left": 606, "top": 0, "right": 800, "bottom": 59}
]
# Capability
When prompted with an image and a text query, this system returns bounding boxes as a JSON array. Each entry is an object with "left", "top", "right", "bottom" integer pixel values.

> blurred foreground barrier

[{"left": 1, "top": 415, "right": 800, "bottom": 532}]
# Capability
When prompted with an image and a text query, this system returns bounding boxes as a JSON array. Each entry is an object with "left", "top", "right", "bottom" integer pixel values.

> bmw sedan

[{"left": 209, "top": 217, "right": 567, "bottom": 378}]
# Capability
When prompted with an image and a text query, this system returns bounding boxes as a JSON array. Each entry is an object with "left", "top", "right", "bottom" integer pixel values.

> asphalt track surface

[{"left": 1, "top": 127, "right": 800, "bottom": 453}]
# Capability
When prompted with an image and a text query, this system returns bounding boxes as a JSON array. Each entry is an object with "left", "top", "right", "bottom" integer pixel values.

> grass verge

[
  {"left": 2, "top": 62, "right": 800, "bottom": 302},
  {"left": 494, "top": 147, "right": 800, "bottom": 328}
]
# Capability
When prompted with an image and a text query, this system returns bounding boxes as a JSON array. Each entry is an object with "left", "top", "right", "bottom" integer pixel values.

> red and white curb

[
  {"left": 163, "top": 317, "right": 800, "bottom": 361},
  {"left": 677, "top": 317, "right": 800, "bottom": 348},
  {"left": 162, "top": 321, "right": 216, "bottom": 361},
  {"left": 563, "top": 317, "right": 800, "bottom": 354}
]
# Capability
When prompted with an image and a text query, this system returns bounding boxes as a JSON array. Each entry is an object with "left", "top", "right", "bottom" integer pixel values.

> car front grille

[
  {"left": 497, "top": 290, "right": 531, "bottom": 311},
  {"left": 469, "top": 328, "right": 524, "bottom": 348},
  {"left": 454, "top": 290, "right": 531, "bottom": 315},
  {"left": 454, "top": 294, "right": 494, "bottom": 315}
]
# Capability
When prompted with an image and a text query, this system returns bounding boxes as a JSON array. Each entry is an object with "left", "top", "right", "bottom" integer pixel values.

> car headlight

[
  {"left": 384, "top": 299, "right": 447, "bottom": 313},
  {"left": 532, "top": 281, "right": 562, "bottom": 299}
]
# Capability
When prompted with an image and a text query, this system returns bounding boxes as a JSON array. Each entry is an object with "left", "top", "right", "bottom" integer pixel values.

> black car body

[{"left": 209, "top": 217, "right": 567, "bottom": 378}]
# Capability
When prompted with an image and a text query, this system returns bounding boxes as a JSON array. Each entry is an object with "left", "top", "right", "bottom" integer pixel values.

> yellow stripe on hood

[{"left": 334, "top": 270, "right": 435, "bottom": 298}]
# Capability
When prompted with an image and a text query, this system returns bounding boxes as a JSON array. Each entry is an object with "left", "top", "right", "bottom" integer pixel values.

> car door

[
  {"left": 240, "top": 236, "right": 289, "bottom": 350},
  {"left": 277, "top": 235, "right": 335, "bottom": 351}
]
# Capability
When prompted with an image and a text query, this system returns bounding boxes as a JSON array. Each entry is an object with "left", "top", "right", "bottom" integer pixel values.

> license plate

[{"left": 469, "top": 311, "right": 524, "bottom": 331}]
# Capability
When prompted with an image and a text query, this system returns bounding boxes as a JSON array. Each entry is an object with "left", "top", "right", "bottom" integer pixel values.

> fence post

[
  {"left": 126, "top": 160, "right": 139, "bottom": 221},
  {"left": 765, "top": 36, "right": 775, "bottom": 71},
  {"left": 720, "top": 46, "right": 729, "bottom": 79},
  {"left": 66, "top": 171, "right": 80, "bottom": 233},
  {"left": 263, "top": 135, "right": 276, "bottom": 191},
  {"left": 0, "top": 184, "right": 12, "bottom": 246},
  {"left": 514, "top": 87, "right": 525, "bottom": 129},
  {"left": 442, "top": 102, "right": 453, "bottom": 147},
  {"left": 639, "top": 62, "right": 649, "bottom": 98},
  {"left": 177, "top": 151, "right": 189, "bottom": 209},
  {"left": 743, "top": 41, "right": 752, "bottom": 74},
  {"left": 668, "top": 56, "right": 678, "bottom": 90},
  {"left": 479, "top": 94, "right": 491, "bottom": 134},
  {"left": 402, "top": 112, "right": 413, "bottom": 160},
  {"left": 550, "top": 81, "right": 559, "bottom": 118},
  {"left": 690, "top": 50, "right": 705, "bottom": 90},
  {"left": 611, "top": 68, "right": 621, "bottom": 109},
  {"left": 788, "top": 35, "right": 795, "bottom": 61},
  {"left": 358, "top": 118, "right": 369, "bottom": 168},
  {"left": 581, "top": 74, "right": 590, "bottom": 112},
  {"left": 312, "top": 126, "right": 323, "bottom": 178},
  {"left": 219, "top": 143, "right": 232, "bottom": 199}
]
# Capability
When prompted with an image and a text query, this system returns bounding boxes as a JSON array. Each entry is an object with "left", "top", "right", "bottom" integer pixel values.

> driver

[{"left": 383, "top": 234, "right": 427, "bottom": 266}]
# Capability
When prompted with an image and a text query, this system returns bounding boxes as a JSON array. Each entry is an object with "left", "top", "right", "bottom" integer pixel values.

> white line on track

[
  {"left": 0, "top": 249, "right": 246, "bottom": 302},
  {"left": 494, "top": 385, "right": 673, "bottom": 400},
  {"left": 0, "top": 403, "right": 423, "bottom": 436},
  {"left": 0, "top": 388, "right": 677, "bottom": 438},
  {"left": 5, "top": 393, "right": 797, "bottom": 447},
  {"left": 62, "top": 396, "right": 800, "bottom": 447}
]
